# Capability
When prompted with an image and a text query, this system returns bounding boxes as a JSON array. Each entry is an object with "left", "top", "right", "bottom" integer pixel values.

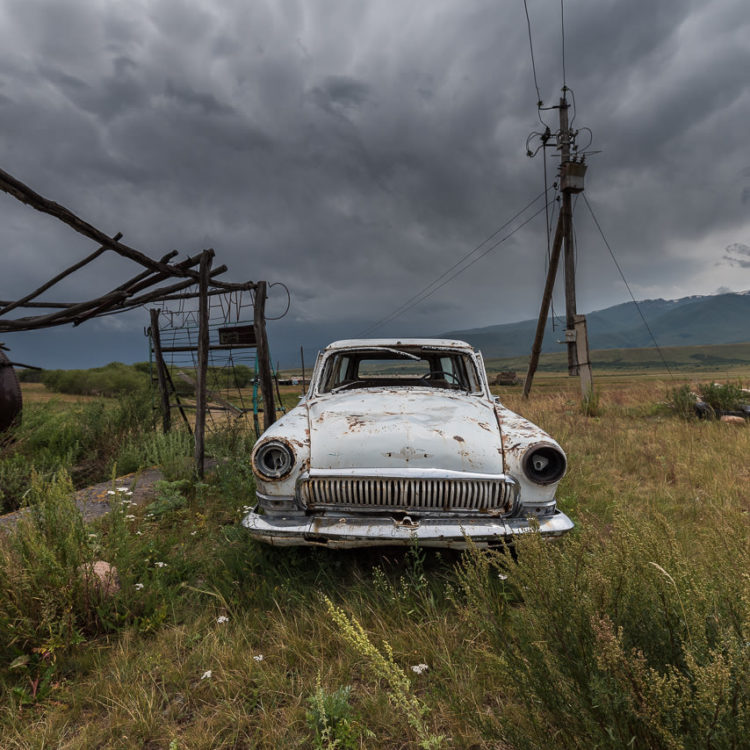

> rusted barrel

[{"left": 0, "top": 349, "right": 22, "bottom": 432}]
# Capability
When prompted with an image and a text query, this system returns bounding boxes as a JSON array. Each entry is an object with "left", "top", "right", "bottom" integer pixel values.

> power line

[
  {"left": 523, "top": 0, "right": 542, "bottom": 106},
  {"left": 582, "top": 193, "right": 674, "bottom": 378},
  {"left": 358, "top": 188, "right": 551, "bottom": 336},
  {"left": 560, "top": 0, "right": 567, "bottom": 89},
  {"left": 522, "top": 0, "right": 551, "bottom": 129},
  {"left": 359, "top": 195, "right": 553, "bottom": 337}
]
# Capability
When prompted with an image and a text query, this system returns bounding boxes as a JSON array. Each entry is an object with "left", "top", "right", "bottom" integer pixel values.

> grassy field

[
  {"left": 0, "top": 372, "right": 748, "bottom": 748},
  {"left": 484, "top": 340, "right": 750, "bottom": 376}
]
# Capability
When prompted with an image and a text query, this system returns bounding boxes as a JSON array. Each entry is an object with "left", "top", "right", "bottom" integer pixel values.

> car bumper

[{"left": 240, "top": 509, "right": 574, "bottom": 549}]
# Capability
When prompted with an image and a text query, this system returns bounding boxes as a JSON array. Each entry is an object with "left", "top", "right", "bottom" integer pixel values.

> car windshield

[{"left": 318, "top": 348, "right": 481, "bottom": 393}]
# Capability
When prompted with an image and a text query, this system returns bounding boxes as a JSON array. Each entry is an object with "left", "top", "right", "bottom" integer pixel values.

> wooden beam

[
  {"left": 149, "top": 308, "right": 171, "bottom": 434},
  {"left": 253, "top": 281, "right": 276, "bottom": 432},
  {"left": 0, "top": 167, "right": 200, "bottom": 279},
  {"left": 0, "top": 232, "right": 122, "bottom": 317},
  {"left": 523, "top": 212, "right": 564, "bottom": 398},
  {"left": 193, "top": 250, "right": 212, "bottom": 477}
]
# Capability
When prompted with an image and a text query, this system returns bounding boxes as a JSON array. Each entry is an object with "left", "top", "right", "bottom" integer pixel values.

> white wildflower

[
  {"left": 190, "top": 530, "right": 198, "bottom": 536},
  {"left": 135, "top": 530, "right": 143, "bottom": 536},
  {"left": 217, "top": 615, "right": 229, "bottom": 624},
  {"left": 154, "top": 561, "right": 167, "bottom": 568},
  {"left": 201, "top": 670, "right": 212, "bottom": 680},
  {"left": 134, "top": 583, "right": 144, "bottom": 591},
  {"left": 117, "top": 486, "right": 129, "bottom": 492},
  {"left": 107, "top": 490, "right": 116, "bottom": 495},
  {"left": 253, "top": 654, "right": 264, "bottom": 662},
  {"left": 125, "top": 514, "right": 136, "bottom": 520},
  {"left": 411, "top": 663, "right": 429, "bottom": 675},
  {"left": 497, "top": 573, "right": 508, "bottom": 581},
  {"left": 88, "top": 533, "right": 98, "bottom": 538}
]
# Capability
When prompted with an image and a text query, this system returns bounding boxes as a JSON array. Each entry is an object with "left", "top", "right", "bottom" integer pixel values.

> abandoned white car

[{"left": 242, "top": 339, "right": 573, "bottom": 548}]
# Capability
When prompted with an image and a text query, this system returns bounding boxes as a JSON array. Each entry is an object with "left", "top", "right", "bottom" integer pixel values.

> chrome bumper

[{"left": 241, "top": 508, "right": 574, "bottom": 549}]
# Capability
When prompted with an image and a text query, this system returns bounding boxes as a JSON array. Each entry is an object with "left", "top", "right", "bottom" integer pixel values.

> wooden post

[
  {"left": 523, "top": 212, "right": 564, "bottom": 398},
  {"left": 194, "top": 250, "right": 213, "bottom": 477},
  {"left": 574, "top": 315, "right": 593, "bottom": 396},
  {"left": 149, "top": 308, "right": 171, "bottom": 433},
  {"left": 300, "top": 346, "right": 306, "bottom": 395},
  {"left": 253, "top": 281, "right": 276, "bottom": 432}
]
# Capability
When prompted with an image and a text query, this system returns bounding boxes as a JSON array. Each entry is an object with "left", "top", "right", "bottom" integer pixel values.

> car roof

[{"left": 324, "top": 338, "right": 474, "bottom": 351}]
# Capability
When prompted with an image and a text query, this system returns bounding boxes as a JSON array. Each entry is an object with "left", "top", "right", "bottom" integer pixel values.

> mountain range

[{"left": 442, "top": 291, "right": 750, "bottom": 359}]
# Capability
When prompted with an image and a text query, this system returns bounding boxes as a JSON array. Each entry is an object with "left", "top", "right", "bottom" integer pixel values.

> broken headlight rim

[
  {"left": 253, "top": 439, "right": 295, "bottom": 480},
  {"left": 522, "top": 444, "right": 567, "bottom": 486}
]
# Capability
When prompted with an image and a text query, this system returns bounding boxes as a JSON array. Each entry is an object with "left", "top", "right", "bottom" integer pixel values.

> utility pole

[
  {"left": 559, "top": 97, "right": 578, "bottom": 376},
  {"left": 523, "top": 90, "right": 593, "bottom": 398}
]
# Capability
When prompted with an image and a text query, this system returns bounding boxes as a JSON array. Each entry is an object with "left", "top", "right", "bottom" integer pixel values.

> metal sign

[{"left": 218, "top": 325, "right": 256, "bottom": 347}]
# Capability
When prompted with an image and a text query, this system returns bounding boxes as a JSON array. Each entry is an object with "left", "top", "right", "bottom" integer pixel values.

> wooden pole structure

[
  {"left": 300, "top": 346, "right": 306, "bottom": 395},
  {"left": 523, "top": 213, "right": 564, "bottom": 398},
  {"left": 149, "top": 308, "right": 171, "bottom": 433},
  {"left": 559, "top": 97, "right": 579, "bottom": 376},
  {"left": 523, "top": 91, "right": 593, "bottom": 399},
  {"left": 253, "top": 281, "right": 276, "bottom": 432},
  {"left": 194, "top": 250, "right": 213, "bottom": 477}
]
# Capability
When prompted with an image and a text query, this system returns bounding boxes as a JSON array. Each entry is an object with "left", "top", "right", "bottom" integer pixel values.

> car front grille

[{"left": 298, "top": 475, "right": 517, "bottom": 514}]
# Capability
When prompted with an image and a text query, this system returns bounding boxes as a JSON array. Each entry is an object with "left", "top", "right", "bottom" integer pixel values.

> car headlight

[
  {"left": 253, "top": 440, "right": 295, "bottom": 480},
  {"left": 522, "top": 444, "right": 566, "bottom": 485}
]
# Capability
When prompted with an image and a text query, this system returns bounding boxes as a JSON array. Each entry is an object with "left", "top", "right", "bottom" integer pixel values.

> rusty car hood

[{"left": 306, "top": 388, "right": 503, "bottom": 474}]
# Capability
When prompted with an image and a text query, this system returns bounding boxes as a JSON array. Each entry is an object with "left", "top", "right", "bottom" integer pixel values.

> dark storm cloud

[
  {"left": 723, "top": 243, "right": 750, "bottom": 268},
  {"left": 0, "top": 0, "right": 749, "bottom": 368}
]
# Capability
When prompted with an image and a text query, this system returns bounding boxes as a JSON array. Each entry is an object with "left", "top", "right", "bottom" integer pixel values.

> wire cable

[
  {"left": 360, "top": 198, "right": 553, "bottom": 336},
  {"left": 582, "top": 194, "right": 674, "bottom": 378},
  {"left": 522, "top": 0, "right": 550, "bottom": 128},
  {"left": 523, "top": 0, "right": 542, "bottom": 105},
  {"left": 358, "top": 188, "right": 551, "bottom": 336},
  {"left": 560, "top": 0, "right": 567, "bottom": 89}
]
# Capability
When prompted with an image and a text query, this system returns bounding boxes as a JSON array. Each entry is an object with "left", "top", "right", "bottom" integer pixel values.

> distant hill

[
  {"left": 483, "top": 341, "right": 750, "bottom": 374},
  {"left": 443, "top": 291, "right": 750, "bottom": 358}
]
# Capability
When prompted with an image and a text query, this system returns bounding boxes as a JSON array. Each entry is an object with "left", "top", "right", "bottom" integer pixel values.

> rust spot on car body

[
  {"left": 345, "top": 415, "right": 367, "bottom": 431},
  {"left": 453, "top": 435, "right": 465, "bottom": 443}
]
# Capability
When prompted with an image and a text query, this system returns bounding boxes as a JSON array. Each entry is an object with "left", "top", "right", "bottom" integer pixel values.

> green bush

[
  {"left": 306, "top": 681, "right": 361, "bottom": 749},
  {"left": 668, "top": 384, "right": 697, "bottom": 419},
  {"left": 41, "top": 362, "right": 149, "bottom": 398},
  {"left": 0, "top": 473, "right": 103, "bottom": 659},
  {"left": 697, "top": 382, "right": 745, "bottom": 413}
]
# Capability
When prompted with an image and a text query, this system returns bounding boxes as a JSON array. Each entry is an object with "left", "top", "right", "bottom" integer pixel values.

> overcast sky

[{"left": 1, "top": 0, "right": 749, "bottom": 368}]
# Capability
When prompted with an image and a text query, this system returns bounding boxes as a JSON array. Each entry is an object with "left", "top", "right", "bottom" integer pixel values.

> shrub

[
  {"left": 306, "top": 680, "right": 360, "bottom": 750},
  {"left": 455, "top": 511, "right": 750, "bottom": 749},
  {"left": 697, "top": 382, "right": 744, "bottom": 413},
  {"left": 325, "top": 597, "right": 446, "bottom": 748},
  {"left": 580, "top": 387, "right": 602, "bottom": 417},
  {"left": 0, "top": 472, "right": 103, "bottom": 659},
  {"left": 41, "top": 362, "right": 149, "bottom": 398},
  {"left": 668, "top": 384, "right": 697, "bottom": 419}
]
